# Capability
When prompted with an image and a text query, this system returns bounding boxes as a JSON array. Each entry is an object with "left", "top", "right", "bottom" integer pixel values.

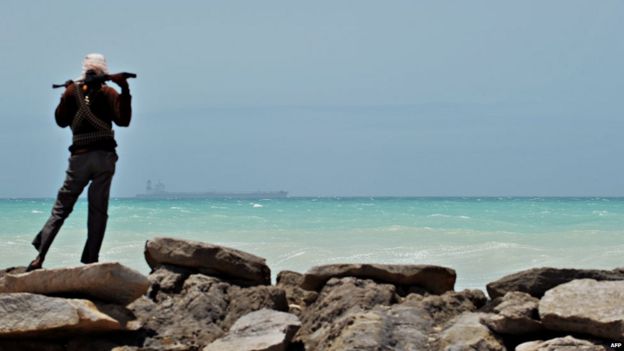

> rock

[
  {"left": 539, "top": 279, "right": 624, "bottom": 342},
  {"left": 486, "top": 267, "right": 624, "bottom": 299},
  {"left": 0, "top": 266, "right": 27, "bottom": 279},
  {"left": 481, "top": 291, "right": 543, "bottom": 335},
  {"left": 310, "top": 288, "right": 489, "bottom": 351},
  {"left": 204, "top": 309, "right": 301, "bottom": 351},
  {"left": 314, "top": 303, "right": 434, "bottom": 351},
  {"left": 405, "top": 289, "right": 488, "bottom": 324},
  {"left": 460, "top": 289, "right": 489, "bottom": 309},
  {"left": 130, "top": 273, "right": 289, "bottom": 350},
  {"left": 317, "top": 310, "right": 390, "bottom": 351},
  {"left": 222, "top": 285, "right": 289, "bottom": 329},
  {"left": 438, "top": 312, "right": 506, "bottom": 351},
  {"left": 66, "top": 336, "right": 143, "bottom": 351},
  {"left": 516, "top": 335, "right": 607, "bottom": 351},
  {"left": 0, "top": 293, "right": 122, "bottom": 337},
  {"left": 300, "top": 263, "right": 456, "bottom": 294},
  {"left": 113, "top": 345, "right": 192, "bottom": 351},
  {"left": 130, "top": 275, "right": 230, "bottom": 349},
  {"left": 276, "top": 270, "right": 304, "bottom": 286},
  {"left": 145, "top": 237, "right": 271, "bottom": 286},
  {"left": 147, "top": 264, "right": 193, "bottom": 301},
  {"left": 0, "top": 340, "right": 65, "bottom": 351},
  {"left": 92, "top": 301, "right": 143, "bottom": 331},
  {"left": 374, "top": 304, "right": 434, "bottom": 350},
  {"left": 296, "top": 277, "right": 397, "bottom": 349},
  {"left": 0, "top": 262, "right": 149, "bottom": 305},
  {"left": 276, "top": 270, "right": 318, "bottom": 316}
]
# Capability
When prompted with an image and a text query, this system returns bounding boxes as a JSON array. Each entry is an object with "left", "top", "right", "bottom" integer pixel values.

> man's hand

[
  {"left": 62, "top": 80, "right": 76, "bottom": 94},
  {"left": 110, "top": 74, "right": 129, "bottom": 91}
]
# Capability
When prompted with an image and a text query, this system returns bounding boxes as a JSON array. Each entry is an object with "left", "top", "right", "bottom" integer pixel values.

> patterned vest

[{"left": 71, "top": 83, "right": 115, "bottom": 146}]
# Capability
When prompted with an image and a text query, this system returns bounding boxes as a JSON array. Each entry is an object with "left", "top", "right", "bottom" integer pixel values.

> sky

[{"left": 0, "top": 1, "right": 623, "bottom": 197}]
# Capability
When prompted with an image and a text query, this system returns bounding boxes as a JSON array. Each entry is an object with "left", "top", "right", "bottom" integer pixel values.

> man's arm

[
  {"left": 108, "top": 77, "right": 132, "bottom": 127},
  {"left": 54, "top": 83, "right": 76, "bottom": 128}
]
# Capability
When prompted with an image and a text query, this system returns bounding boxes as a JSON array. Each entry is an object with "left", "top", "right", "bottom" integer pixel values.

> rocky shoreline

[{"left": 0, "top": 236, "right": 622, "bottom": 350}]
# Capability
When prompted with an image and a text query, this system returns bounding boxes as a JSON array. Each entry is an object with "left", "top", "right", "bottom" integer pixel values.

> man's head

[{"left": 77, "top": 53, "right": 109, "bottom": 81}]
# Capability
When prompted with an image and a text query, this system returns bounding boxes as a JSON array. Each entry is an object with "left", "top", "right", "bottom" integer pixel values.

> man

[{"left": 27, "top": 53, "right": 132, "bottom": 271}]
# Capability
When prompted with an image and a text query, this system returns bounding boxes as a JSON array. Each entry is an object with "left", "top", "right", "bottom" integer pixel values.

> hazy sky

[{"left": 1, "top": 1, "right": 623, "bottom": 197}]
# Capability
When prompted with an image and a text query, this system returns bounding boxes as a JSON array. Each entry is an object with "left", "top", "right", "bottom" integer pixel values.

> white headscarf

[{"left": 76, "top": 53, "right": 109, "bottom": 81}]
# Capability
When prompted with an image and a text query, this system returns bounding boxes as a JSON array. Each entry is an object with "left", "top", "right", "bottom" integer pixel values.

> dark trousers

[{"left": 32, "top": 150, "right": 118, "bottom": 263}]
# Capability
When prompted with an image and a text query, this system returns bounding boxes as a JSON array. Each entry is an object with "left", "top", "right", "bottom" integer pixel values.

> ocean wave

[
  {"left": 428, "top": 213, "right": 471, "bottom": 219},
  {"left": 381, "top": 225, "right": 437, "bottom": 233},
  {"left": 31, "top": 210, "right": 43, "bottom": 214},
  {"left": 168, "top": 206, "right": 192, "bottom": 213},
  {"left": 211, "top": 214, "right": 229, "bottom": 218},
  {"left": 369, "top": 241, "right": 539, "bottom": 261},
  {"left": 274, "top": 250, "right": 306, "bottom": 264},
  {"left": 324, "top": 252, "right": 376, "bottom": 262},
  {"left": 439, "top": 241, "right": 531, "bottom": 254},
  {"left": 307, "top": 242, "right": 536, "bottom": 265},
  {"left": 252, "top": 203, "right": 263, "bottom": 208}
]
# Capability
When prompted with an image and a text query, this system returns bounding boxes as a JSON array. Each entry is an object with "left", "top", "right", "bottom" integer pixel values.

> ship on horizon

[{"left": 136, "top": 180, "right": 288, "bottom": 199}]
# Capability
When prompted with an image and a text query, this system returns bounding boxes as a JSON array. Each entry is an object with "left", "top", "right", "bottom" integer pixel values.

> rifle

[{"left": 52, "top": 72, "right": 137, "bottom": 89}]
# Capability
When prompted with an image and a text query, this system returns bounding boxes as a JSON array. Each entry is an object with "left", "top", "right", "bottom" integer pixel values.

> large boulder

[
  {"left": 304, "top": 288, "right": 488, "bottom": 351},
  {"left": 145, "top": 237, "right": 271, "bottom": 286},
  {"left": 0, "top": 340, "right": 65, "bottom": 351},
  {"left": 222, "top": 284, "right": 289, "bottom": 329},
  {"left": 295, "top": 277, "right": 396, "bottom": 349},
  {"left": 516, "top": 336, "right": 607, "bottom": 351},
  {"left": 129, "top": 274, "right": 232, "bottom": 349},
  {"left": 437, "top": 312, "right": 506, "bottom": 351},
  {"left": 539, "top": 279, "right": 624, "bottom": 342},
  {"left": 276, "top": 270, "right": 318, "bottom": 317},
  {"left": 300, "top": 263, "right": 456, "bottom": 294},
  {"left": 481, "top": 291, "right": 543, "bottom": 335},
  {"left": 0, "top": 262, "right": 149, "bottom": 305},
  {"left": 296, "top": 278, "right": 486, "bottom": 350},
  {"left": 146, "top": 264, "right": 193, "bottom": 301},
  {"left": 313, "top": 303, "right": 434, "bottom": 351},
  {"left": 0, "top": 266, "right": 27, "bottom": 279},
  {"left": 204, "top": 309, "right": 301, "bottom": 351},
  {"left": 276, "top": 270, "right": 304, "bottom": 287},
  {"left": 0, "top": 293, "right": 122, "bottom": 337},
  {"left": 130, "top": 273, "right": 288, "bottom": 350},
  {"left": 486, "top": 267, "right": 624, "bottom": 299},
  {"left": 405, "top": 289, "right": 488, "bottom": 324}
]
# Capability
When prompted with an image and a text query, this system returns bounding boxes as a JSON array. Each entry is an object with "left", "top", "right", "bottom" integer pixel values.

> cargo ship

[{"left": 135, "top": 180, "right": 288, "bottom": 199}]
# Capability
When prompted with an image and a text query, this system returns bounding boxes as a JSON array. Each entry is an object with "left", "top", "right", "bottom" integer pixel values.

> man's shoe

[{"left": 26, "top": 257, "right": 43, "bottom": 272}]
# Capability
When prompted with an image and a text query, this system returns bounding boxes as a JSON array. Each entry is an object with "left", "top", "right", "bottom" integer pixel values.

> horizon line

[{"left": 3, "top": 195, "right": 624, "bottom": 200}]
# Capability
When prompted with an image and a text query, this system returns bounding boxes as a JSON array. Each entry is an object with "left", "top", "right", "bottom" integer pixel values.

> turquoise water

[{"left": 1, "top": 197, "right": 622, "bottom": 290}]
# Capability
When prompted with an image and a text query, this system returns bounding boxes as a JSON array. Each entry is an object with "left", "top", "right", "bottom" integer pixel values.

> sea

[{"left": 1, "top": 197, "right": 622, "bottom": 290}]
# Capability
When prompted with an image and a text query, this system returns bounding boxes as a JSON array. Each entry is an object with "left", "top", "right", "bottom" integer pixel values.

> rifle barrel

[{"left": 52, "top": 72, "right": 137, "bottom": 89}]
